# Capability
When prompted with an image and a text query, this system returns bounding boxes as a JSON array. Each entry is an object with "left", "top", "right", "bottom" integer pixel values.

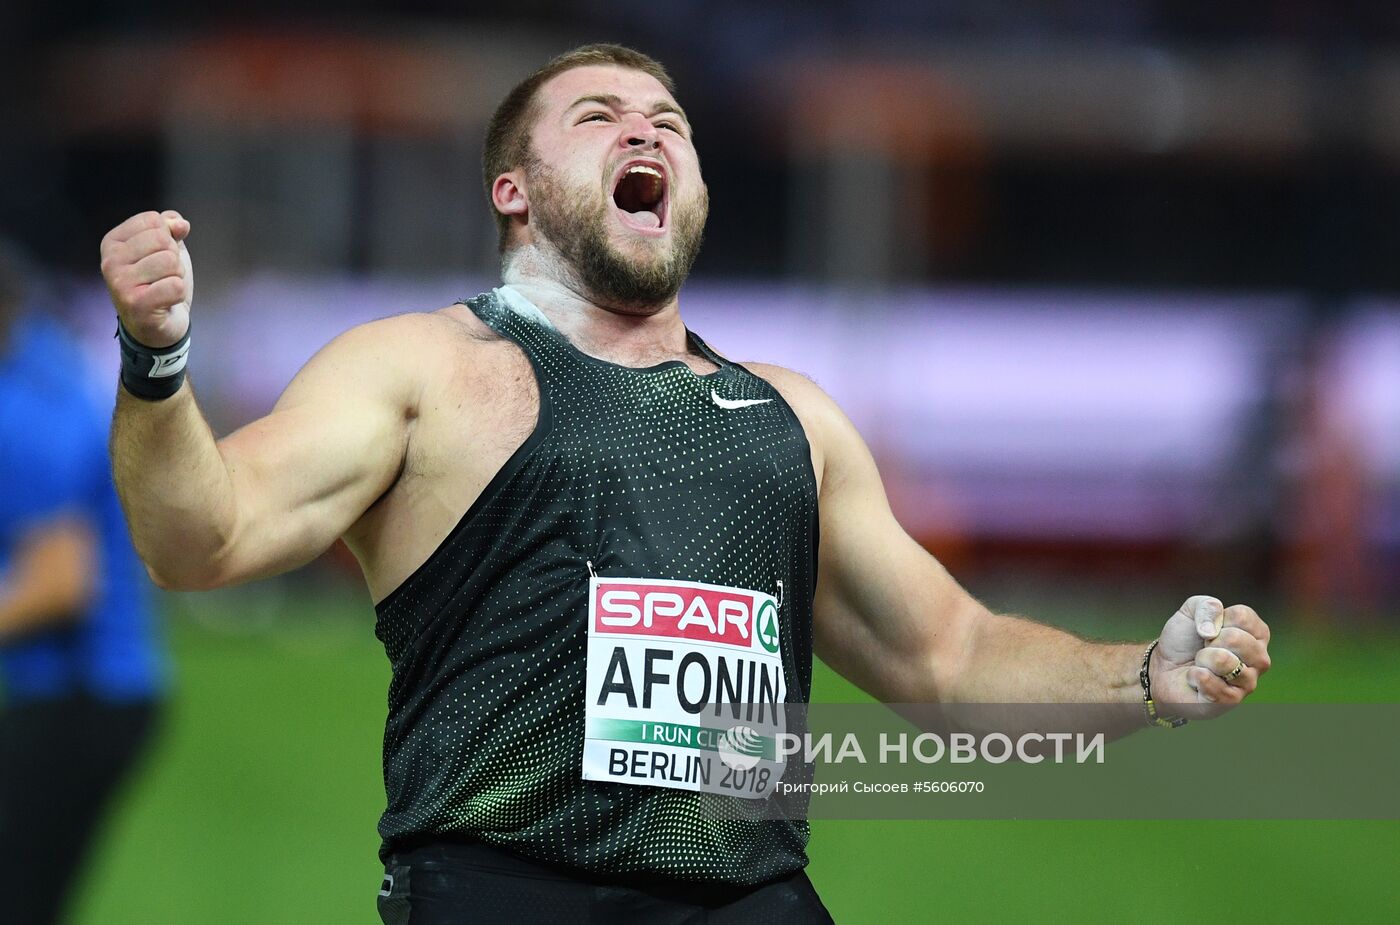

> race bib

[{"left": 582, "top": 576, "right": 787, "bottom": 800}]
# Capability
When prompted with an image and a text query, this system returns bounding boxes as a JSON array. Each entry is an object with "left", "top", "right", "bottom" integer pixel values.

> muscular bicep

[
  {"left": 807, "top": 396, "right": 986, "bottom": 703},
  {"left": 208, "top": 320, "right": 418, "bottom": 584}
]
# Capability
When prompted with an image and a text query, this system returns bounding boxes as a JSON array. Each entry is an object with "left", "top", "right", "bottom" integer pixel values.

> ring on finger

[{"left": 1223, "top": 658, "right": 1245, "bottom": 682}]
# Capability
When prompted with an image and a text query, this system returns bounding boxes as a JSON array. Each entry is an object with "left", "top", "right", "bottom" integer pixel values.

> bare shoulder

[
  {"left": 737, "top": 361, "right": 842, "bottom": 426},
  {"left": 340, "top": 307, "right": 489, "bottom": 355},
  {"left": 275, "top": 308, "right": 483, "bottom": 413},
  {"left": 324, "top": 303, "right": 500, "bottom": 353},
  {"left": 432, "top": 301, "right": 509, "bottom": 341},
  {"left": 311, "top": 309, "right": 456, "bottom": 360}
]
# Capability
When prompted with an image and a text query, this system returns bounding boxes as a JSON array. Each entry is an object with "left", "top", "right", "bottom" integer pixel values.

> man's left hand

[{"left": 1150, "top": 595, "right": 1272, "bottom": 714}]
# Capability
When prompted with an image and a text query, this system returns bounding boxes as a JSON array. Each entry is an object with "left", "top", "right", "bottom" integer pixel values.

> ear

[{"left": 491, "top": 172, "right": 529, "bottom": 222}]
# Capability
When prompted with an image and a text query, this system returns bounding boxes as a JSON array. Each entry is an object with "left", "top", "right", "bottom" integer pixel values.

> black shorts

[{"left": 377, "top": 841, "right": 835, "bottom": 924}]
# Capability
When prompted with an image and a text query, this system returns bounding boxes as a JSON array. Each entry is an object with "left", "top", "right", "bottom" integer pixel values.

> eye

[
  {"left": 580, "top": 112, "right": 611, "bottom": 123},
  {"left": 656, "top": 120, "right": 681, "bottom": 133}
]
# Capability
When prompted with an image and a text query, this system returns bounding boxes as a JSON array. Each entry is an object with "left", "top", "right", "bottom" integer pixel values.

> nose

[{"left": 620, "top": 113, "right": 660, "bottom": 150}]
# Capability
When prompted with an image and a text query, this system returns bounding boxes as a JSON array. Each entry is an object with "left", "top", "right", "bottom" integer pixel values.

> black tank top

[{"left": 373, "top": 290, "right": 819, "bottom": 885}]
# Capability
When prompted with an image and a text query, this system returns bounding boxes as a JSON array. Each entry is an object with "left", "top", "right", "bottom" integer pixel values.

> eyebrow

[{"left": 566, "top": 94, "right": 691, "bottom": 129}]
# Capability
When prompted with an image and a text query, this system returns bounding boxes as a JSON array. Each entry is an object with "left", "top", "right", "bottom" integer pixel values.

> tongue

[{"left": 627, "top": 209, "right": 661, "bottom": 229}]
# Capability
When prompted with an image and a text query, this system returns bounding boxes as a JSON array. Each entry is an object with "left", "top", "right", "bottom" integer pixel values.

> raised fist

[
  {"left": 1151, "top": 595, "right": 1272, "bottom": 714},
  {"left": 100, "top": 210, "right": 193, "bottom": 348}
]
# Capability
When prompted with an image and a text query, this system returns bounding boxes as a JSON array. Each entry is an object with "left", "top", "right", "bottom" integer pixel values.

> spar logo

[{"left": 593, "top": 577, "right": 778, "bottom": 652}]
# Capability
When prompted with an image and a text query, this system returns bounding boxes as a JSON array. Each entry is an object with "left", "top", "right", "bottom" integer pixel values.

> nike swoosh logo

[{"left": 711, "top": 390, "right": 773, "bottom": 410}]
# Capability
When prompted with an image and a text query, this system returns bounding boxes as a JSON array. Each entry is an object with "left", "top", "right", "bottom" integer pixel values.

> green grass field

[{"left": 68, "top": 589, "right": 1400, "bottom": 923}]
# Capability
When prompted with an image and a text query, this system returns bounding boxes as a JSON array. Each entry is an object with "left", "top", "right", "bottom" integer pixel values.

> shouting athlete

[{"left": 100, "top": 44, "right": 1271, "bottom": 924}]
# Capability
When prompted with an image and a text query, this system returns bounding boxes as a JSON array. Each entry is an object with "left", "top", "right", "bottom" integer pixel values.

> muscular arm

[
  {"left": 752, "top": 365, "right": 1268, "bottom": 731},
  {"left": 0, "top": 517, "right": 96, "bottom": 639},
  {"left": 103, "top": 210, "right": 422, "bottom": 590},
  {"left": 805, "top": 383, "right": 1140, "bottom": 707},
  {"left": 111, "top": 321, "right": 419, "bottom": 590}
]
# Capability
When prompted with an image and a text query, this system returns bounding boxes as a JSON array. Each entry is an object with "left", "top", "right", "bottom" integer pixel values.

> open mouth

[{"left": 611, "top": 161, "right": 668, "bottom": 234}]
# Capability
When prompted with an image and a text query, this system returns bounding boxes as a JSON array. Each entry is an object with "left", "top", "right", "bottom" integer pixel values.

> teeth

[{"left": 626, "top": 165, "right": 662, "bottom": 178}]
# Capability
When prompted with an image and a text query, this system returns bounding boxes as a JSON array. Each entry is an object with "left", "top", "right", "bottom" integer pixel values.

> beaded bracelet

[{"left": 1140, "top": 639, "right": 1187, "bottom": 728}]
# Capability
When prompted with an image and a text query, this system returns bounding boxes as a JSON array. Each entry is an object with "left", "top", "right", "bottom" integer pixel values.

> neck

[{"left": 501, "top": 245, "right": 690, "bottom": 366}]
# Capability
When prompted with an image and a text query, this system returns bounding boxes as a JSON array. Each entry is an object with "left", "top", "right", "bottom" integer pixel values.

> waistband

[{"left": 385, "top": 839, "right": 800, "bottom": 906}]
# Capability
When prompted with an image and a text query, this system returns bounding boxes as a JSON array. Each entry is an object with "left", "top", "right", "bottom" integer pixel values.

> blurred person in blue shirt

[{"left": 0, "top": 239, "right": 166, "bottom": 925}]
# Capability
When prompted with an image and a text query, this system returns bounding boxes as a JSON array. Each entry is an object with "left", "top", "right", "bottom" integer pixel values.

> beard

[{"left": 523, "top": 156, "right": 708, "bottom": 313}]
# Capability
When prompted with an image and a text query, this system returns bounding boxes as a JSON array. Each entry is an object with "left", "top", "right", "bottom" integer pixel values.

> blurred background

[{"left": 2, "top": 1, "right": 1397, "bottom": 922}]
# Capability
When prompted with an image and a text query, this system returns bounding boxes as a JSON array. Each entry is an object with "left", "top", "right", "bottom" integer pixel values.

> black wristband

[{"left": 117, "top": 321, "right": 190, "bottom": 401}]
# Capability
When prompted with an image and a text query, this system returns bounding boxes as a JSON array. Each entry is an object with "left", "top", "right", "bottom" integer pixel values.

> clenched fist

[
  {"left": 1151, "top": 595, "right": 1272, "bottom": 714},
  {"left": 100, "top": 210, "right": 193, "bottom": 348}
]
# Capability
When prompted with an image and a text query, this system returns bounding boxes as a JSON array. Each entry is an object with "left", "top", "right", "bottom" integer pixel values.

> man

[
  {"left": 0, "top": 240, "right": 165, "bottom": 925},
  {"left": 99, "top": 44, "right": 1271, "bottom": 924}
]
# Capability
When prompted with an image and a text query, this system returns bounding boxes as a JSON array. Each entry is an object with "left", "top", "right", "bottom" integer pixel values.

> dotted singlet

[{"left": 373, "top": 290, "right": 819, "bottom": 885}]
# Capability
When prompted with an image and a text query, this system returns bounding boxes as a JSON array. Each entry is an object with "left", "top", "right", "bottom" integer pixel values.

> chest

[
  {"left": 347, "top": 336, "right": 541, "bottom": 595},
  {"left": 412, "top": 338, "right": 540, "bottom": 492},
  {"left": 352, "top": 321, "right": 816, "bottom": 601},
  {"left": 406, "top": 337, "right": 801, "bottom": 495},
  {"left": 443, "top": 342, "right": 813, "bottom": 528}
]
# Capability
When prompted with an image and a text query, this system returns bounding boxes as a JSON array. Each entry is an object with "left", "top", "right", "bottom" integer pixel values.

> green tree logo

[{"left": 756, "top": 600, "right": 780, "bottom": 654}]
